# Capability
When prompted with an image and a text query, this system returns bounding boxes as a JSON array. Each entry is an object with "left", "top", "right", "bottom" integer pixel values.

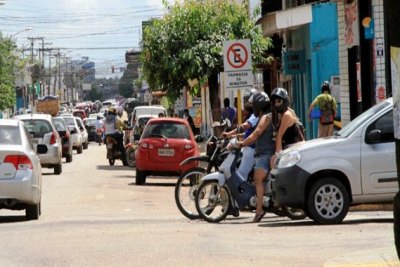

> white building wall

[
  {"left": 337, "top": 0, "right": 351, "bottom": 126},
  {"left": 372, "top": 0, "right": 386, "bottom": 103}
]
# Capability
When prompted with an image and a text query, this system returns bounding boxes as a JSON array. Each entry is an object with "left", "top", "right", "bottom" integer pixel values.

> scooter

[{"left": 194, "top": 138, "right": 306, "bottom": 223}]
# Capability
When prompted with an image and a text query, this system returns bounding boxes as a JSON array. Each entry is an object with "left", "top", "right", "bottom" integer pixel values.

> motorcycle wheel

[
  {"left": 174, "top": 167, "right": 206, "bottom": 220},
  {"left": 109, "top": 159, "right": 115, "bottom": 166},
  {"left": 195, "top": 180, "right": 231, "bottom": 223},
  {"left": 285, "top": 207, "right": 307, "bottom": 220},
  {"left": 126, "top": 147, "right": 136, "bottom": 168}
]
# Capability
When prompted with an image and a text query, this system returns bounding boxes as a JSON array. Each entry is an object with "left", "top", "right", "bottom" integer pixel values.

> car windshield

[
  {"left": 142, "top": 121, "right": 190, "bottom": 139},
  {"left": 21, "top": 119, "right": 53, "bottom": 138},
  {"left": 0, "top": 126, "right": 22, "bottom": 145},
  {"left": 337, "top": 101, "right": 391, "bottom": 138}
]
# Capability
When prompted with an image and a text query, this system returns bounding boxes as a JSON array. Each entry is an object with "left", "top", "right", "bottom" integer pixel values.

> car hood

[{"left": 284, "top": 136, "right": 345, "bottom": 154}]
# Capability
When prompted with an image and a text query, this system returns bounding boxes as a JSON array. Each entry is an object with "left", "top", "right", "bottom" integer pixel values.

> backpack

[{"left": 319, "top": 95, "right": 334, "bottom": 125}]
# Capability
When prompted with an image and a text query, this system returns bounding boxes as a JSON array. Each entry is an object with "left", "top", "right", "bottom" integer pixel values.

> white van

[{"left": 129, "top": 106, "right": 167, "bottom": 141}]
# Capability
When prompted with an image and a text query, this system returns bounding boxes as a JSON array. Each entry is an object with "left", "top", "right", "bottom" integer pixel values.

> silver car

[
  {"left": 0, "top": 119, "right": 44, "bottom": 220},
  {"left": 75, "top": 117, "right": 89, "bottom": 150},
  {"left": 61, "top": 115, "right": 83, "bottom": 154},
  {"left": 15, "top": 114, "right": 63, "bottom": 175},
  {"left": 271, "top": 97, "right": 397, "bottom": 224}
]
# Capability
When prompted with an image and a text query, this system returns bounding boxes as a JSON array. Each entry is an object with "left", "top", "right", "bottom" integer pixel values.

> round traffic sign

[{"left": 227, "top": 43, "right": 249, "bottom": 69}]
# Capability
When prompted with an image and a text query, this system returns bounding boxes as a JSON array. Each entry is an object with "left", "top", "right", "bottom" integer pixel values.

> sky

[{"left": 0, "top": 0, "right": 170, "bottom": 78}]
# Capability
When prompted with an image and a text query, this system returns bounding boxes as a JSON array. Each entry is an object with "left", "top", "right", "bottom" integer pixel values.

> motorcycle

[
  {"left": 194, "top": 138, "right": 306, "bottom": 223},
  {"left": 106, "top": 136, "right": 127, "bottom": 166},
  {"left": 174, "top": 134, "right": 230, "bottom": 220}
]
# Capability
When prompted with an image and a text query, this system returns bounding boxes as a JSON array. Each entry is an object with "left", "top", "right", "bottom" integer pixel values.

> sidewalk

[{"left": 324, "top": 247, "right": 399, "bottom": 267}]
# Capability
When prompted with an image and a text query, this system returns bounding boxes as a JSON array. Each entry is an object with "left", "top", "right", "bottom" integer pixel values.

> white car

[
  {"left": 0, "top": 119, "right": 44, "bottom": 220},
  {"left": 61, "top": 115, "right": 83, "bottom": 154},
  {"left": 129, "top": 106, "right": 167, "bottom": 143},
  {"left": 75, "top": 117, "right": 89, "bottom": 150},
  {"left": 271, "top": 97, "right": 397, "bottom": 224},
  {"left": 15, "top": 114, "right": 63, "bottom": 175}
]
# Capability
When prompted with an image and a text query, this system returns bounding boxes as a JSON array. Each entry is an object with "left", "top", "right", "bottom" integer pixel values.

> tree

[
  {"left": 0, "top": 36, "right": 17, "bottom": 110},
  {"left": 141, "top": 0, "right": 271, "bottom": 114}
]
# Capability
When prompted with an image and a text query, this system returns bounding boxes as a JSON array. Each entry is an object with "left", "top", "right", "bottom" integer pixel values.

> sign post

[{"left": 223, "top": 39, "right": 253, "bottom": 125}]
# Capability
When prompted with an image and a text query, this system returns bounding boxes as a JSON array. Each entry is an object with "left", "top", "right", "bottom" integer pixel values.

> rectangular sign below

[{"left": 224, "top": 70, "right": 254, "bottom": 90}]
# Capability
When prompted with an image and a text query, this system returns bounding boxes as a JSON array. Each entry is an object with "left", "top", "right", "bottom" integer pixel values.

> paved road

[{"left": 0, "top": 143, "right": 397, "bottom": 266}]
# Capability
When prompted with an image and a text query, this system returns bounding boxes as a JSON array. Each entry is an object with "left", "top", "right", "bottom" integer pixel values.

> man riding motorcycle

[{"left": 104, "top": 107, "right": 128, "bottom": 166}]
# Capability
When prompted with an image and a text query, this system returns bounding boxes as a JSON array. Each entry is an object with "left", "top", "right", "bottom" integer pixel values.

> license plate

[{"left": 158, "top": 148, "right": 174, "bottom": 157}]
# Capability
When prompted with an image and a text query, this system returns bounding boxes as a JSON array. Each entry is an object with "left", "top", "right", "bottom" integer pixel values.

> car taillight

[
  {"left": 140, "top": 143, "right": 148, "bottom": 148},
  {"left": 50, "top": 132, "right": 57, "bottom": 145},
  {"left": 184, "top": 144, "right": 194, "bottom": 150},
  {"left": 4, "top": 155, "right": 33, "bottom": 170}
]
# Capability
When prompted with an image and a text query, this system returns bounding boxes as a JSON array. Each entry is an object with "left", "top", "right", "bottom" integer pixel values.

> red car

[{"left": 135, "top": 117, "right": 199, "bottom": 185}]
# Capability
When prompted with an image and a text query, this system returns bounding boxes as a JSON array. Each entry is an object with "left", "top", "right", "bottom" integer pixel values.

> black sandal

[{"left": 252, "top": 211, "right": 266, "bottom": 223}]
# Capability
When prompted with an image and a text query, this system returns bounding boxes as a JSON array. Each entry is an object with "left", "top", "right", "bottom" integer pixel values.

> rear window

[
  {"left": 21, "top": 119, "right": 53, "bottom": 138},
  {"left": 53, "top": 118, "right": 68, "bottom": 131},
  {"left": 85, "top": 119, "right": 97, "bottom": 127},
  {"left": 0, "top": 126, "right": 22, "bottom": 145},
  {"left": 142, "top": 121, "right": 190, "bottom": 139},
  {"left": 63, "top": 117, "right": 76, "bottom": 126}
]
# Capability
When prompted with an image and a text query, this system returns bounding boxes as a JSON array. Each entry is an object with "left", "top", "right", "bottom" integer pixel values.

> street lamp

[{"left": 10, "top": 27, "right": 32, "bottom": 39}]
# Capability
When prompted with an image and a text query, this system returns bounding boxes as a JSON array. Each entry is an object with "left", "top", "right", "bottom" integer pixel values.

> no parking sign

[{"left": 223, "top": 39, "right": 253, "bottom": 89}]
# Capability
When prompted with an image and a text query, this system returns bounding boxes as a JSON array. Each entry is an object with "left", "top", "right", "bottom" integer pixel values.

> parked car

[
  {"left": 84, "top": 117, "right": 98, "bottom": 142},
  {"left": 61, "top": 115, "right": 83, "bottom": 154},
  {"left": 271, "top": 97, "right": 397, "bottom": 224},
  {"left": 135, "top": 117, "right": 200, "bottom": 185},
  {"left": 15, "top": 114, "right": 63, "bottom": 175},
  {"left": 0, "top": 119, "right": 45, "bottom": 220},
  {"left": 75, "top": 117, "right": 89, "bottom": 149},
  {"left": 53, "top": 116, "right": 73, "bottom": 163}
]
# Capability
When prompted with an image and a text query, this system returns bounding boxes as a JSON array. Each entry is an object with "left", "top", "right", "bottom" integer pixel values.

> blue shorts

[{"left": 254, "top": 154, "right": 272, "bottom": 174}]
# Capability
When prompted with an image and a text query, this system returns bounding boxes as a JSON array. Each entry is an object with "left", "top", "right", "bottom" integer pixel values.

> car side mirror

[
  {"left": 37, "top": 144, "right": 48, "bottom": 154},
  {"left": 366, "top": 129, "right": 381, "bottom": 143}
]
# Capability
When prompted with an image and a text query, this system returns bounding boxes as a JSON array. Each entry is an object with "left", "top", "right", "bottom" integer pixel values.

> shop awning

[{"left": 257, "top": 5, "right": 313, "bottom": 36}]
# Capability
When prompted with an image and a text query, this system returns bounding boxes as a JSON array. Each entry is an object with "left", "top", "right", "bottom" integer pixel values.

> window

[
  {"left": 366, "top": 111, "right": 394, "bottom": 143},
  {"left": 143, "top": 122, "right": 190, "bottom": 139},
  {"left": 22, "top": 119, "right": 52, "bottom": 138},
  {"left": 0, "top": 126, "right": 22, "bottom": 145}
]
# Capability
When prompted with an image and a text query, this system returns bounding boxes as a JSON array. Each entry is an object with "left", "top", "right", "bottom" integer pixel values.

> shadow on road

[
  {"left": 128, "top": 181, "right": 175, "bottom": 187},
  {"left": 96, "top": 165, "right": 133, "bottom": 171},
  {"left": 0, "top": 215, "right": 28, "bottom": 224},
  {"left": 259, "top": 217, "right": 393, "bottom": 227}
]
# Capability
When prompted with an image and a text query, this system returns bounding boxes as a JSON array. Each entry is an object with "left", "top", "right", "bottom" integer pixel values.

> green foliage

[
  {"left": 89, "top": 86, "right": 102, "bottom": 101},
  {"left": 141, "top": 0, "right": 272, "bottom": 105},
  {"left": 0, "top": 36, "right": 17, "bottom": 110}
]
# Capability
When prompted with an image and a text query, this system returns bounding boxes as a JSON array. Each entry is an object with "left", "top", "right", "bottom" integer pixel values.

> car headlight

[{"left": 277, "top": 150, "right": 301, "bottom": 169}]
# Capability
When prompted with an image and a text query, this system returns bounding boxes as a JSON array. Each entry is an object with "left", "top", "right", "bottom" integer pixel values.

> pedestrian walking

[{"left": 308, "top": 81, "right": 338, "bottom": 137}]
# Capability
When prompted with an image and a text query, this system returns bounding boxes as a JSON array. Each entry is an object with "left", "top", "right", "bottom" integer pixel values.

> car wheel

[
  {"left": 26, "top": 203, "right": 40, "bottom": 220},
  {"left": 66, "top": 154, "right": 73, "bottom": 163},
  {"left": 77, "top": 145, "right": 83, "bottom": 154},
  {"left": 109, "top": 159, "right": 115, "bottom": 166},
  {"left": 83, "top": 142, "right": 88, "bottom": 150},
  {"left": 54, "top": 164, "right": 62, "bottom": 175},
  {"left": 136, "top": 170, "right": 146, "bottom": 185},
  {"left": 307, "top": 177, "right": 349, "bottom": 224}
]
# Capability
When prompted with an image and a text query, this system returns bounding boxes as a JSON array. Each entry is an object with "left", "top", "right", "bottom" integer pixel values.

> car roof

[
  {"left": 15, "top": 114, "right": 53, "bottom": 120},
  {"left": 0, "top": 119, "right": 19, "bottom": 126},
  {"left": 134, "top": 106, "right": 166, "bottom": 111},
  {"left": 147, "top": 117, "right": 187, "bottom": 124}
]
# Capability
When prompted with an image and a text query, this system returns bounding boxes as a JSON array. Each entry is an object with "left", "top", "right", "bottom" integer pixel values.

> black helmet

[
  {"left": 271, "top": 87, "right": 289, "bottom": 113},
  {"left": 252, "top": 92, "right": 270, "bottom": 115},
  {"left": 321, "top": 81, "right": 331, "bottom": 93}
]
